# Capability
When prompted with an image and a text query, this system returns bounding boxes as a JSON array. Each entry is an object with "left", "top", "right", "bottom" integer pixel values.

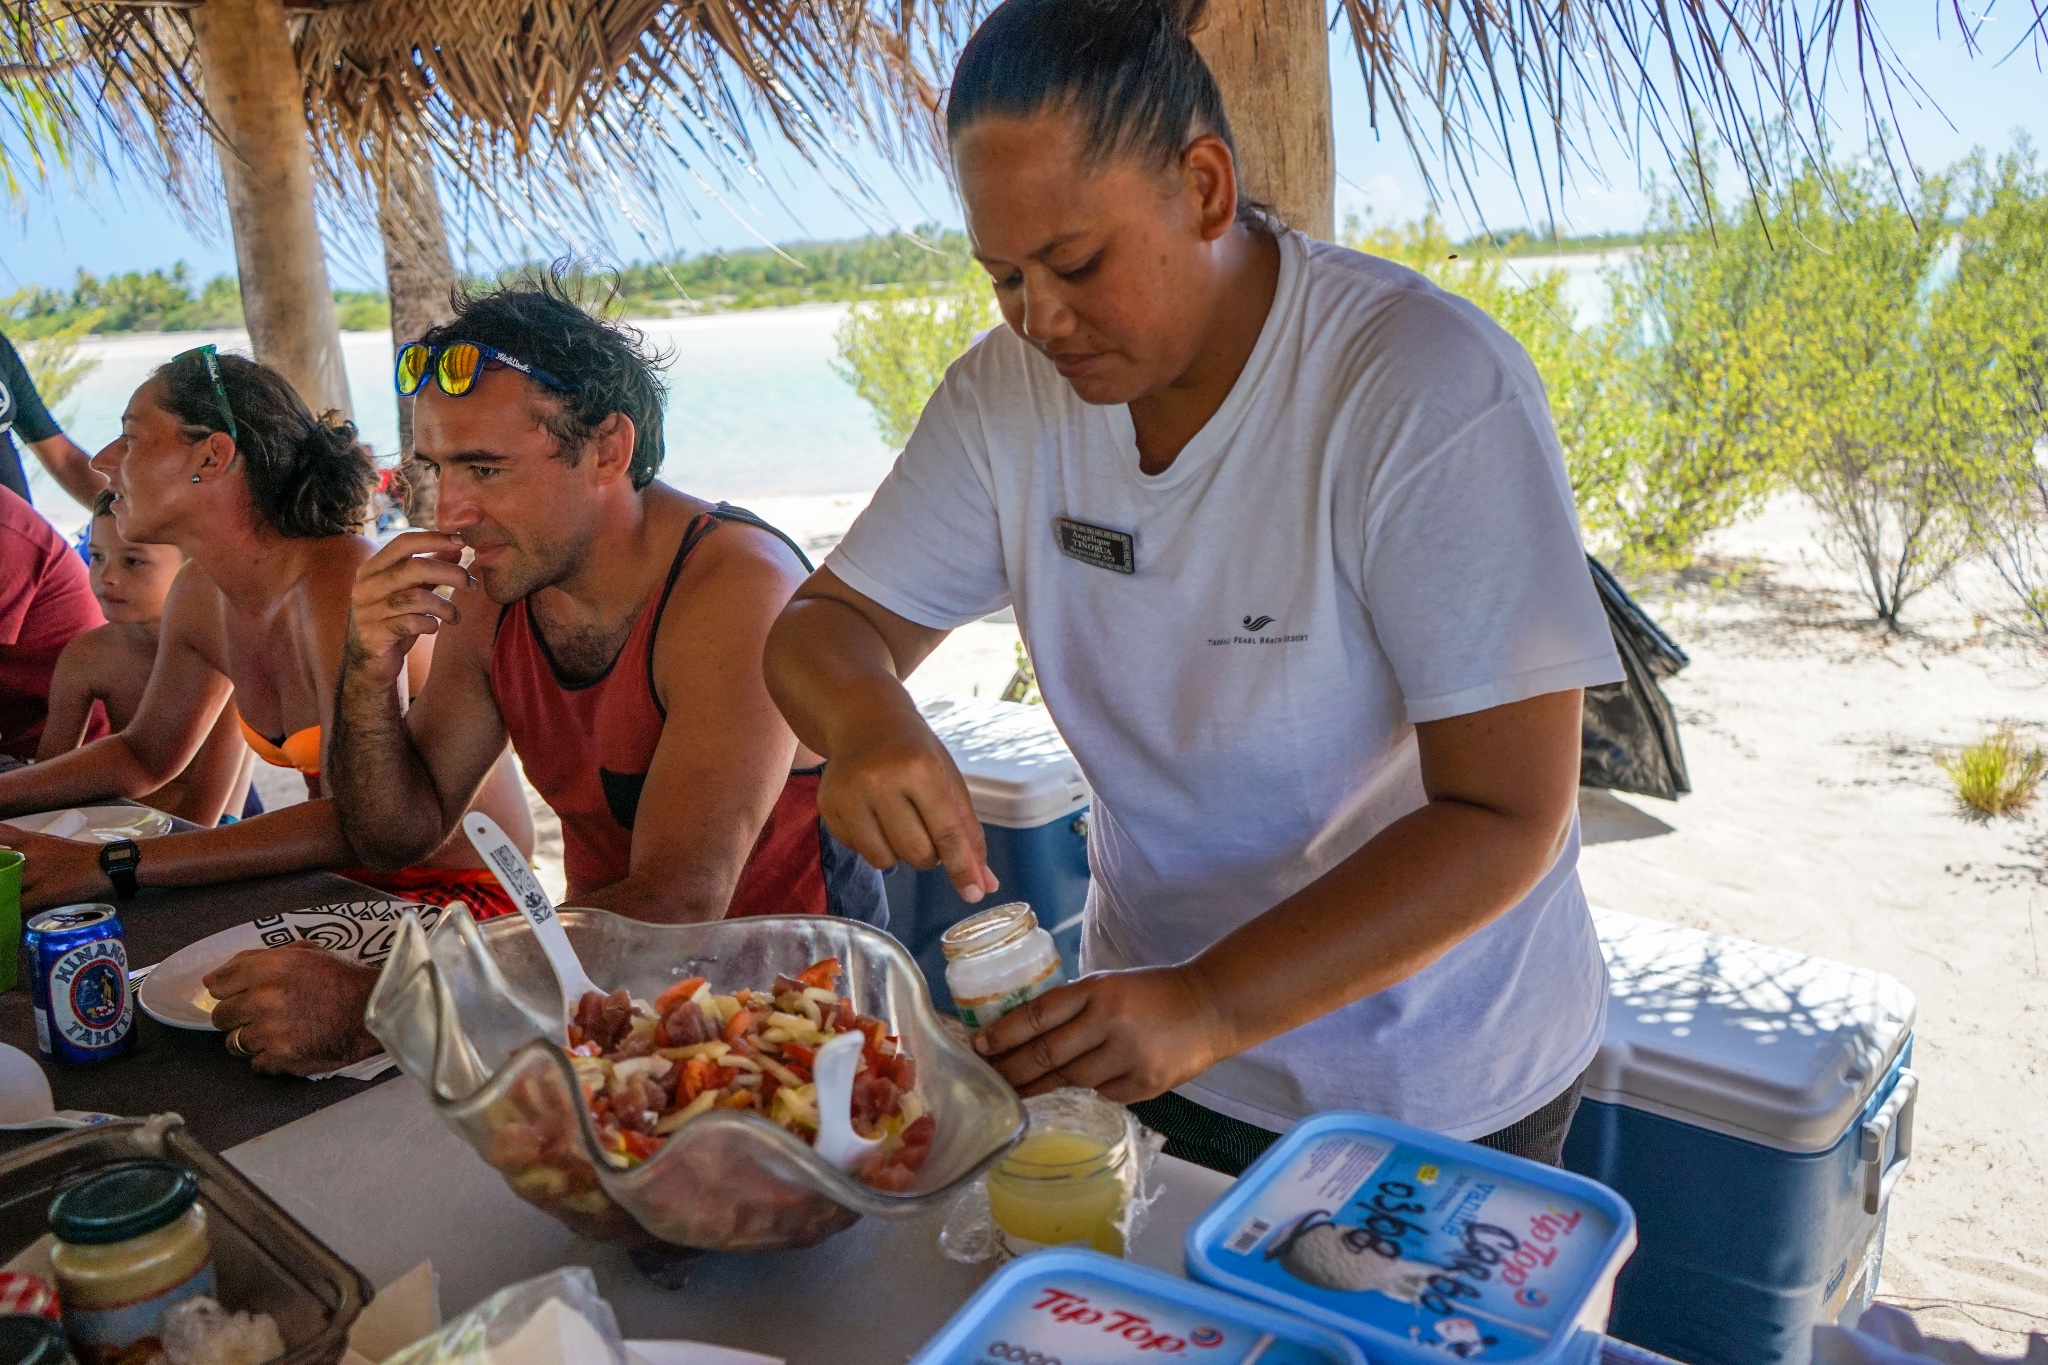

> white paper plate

[
  {"left": 8, "top": 805, "right": 173, "bottom": 842},
  {"left": 138, "top": 899, "right": 441, "bottom": 1031}
]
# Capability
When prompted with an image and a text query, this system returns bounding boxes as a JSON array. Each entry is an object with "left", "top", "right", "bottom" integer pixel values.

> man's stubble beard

[{"left": 474, "top": 514, "right": 602, "bottom": 606}]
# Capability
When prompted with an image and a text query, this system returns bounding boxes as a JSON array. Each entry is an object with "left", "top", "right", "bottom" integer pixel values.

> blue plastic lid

[
  {"left": 912, "top": 1248, "right": 1366, "bottom": 1365},
  {"left": 1186, "top": 1112, "right": 1637, "bottom": 1365}
]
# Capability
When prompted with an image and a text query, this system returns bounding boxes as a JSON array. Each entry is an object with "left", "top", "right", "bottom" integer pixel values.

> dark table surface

[{"left": 1, "top": 864, "right": 400, "bottom": 1154}]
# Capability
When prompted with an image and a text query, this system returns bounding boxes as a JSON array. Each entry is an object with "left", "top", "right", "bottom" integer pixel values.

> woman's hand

[
  {"left": 0, "top": 827, "right": 111, "bottom": 910},
  {"left": 973, "top": 965, "right": 1233, "bottom": 1103},
  {"left": 815, "top": 703, "right": 1000, "bottom": 902},
  {"left": 205, "top": 944, "right": 382, "bottom": 1076}
]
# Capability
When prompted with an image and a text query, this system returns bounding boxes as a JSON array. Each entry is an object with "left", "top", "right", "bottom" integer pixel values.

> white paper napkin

[{"left": 308, "top": 1052, "right": 400, "bottom": 1083}]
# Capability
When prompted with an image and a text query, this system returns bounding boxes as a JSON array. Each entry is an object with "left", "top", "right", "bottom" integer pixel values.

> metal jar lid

[{"left": 48, "top": 1161, "right": 200, "bottom": 1246}]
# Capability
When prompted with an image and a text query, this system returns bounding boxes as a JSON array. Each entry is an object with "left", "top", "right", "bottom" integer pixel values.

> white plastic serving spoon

[
  {"left": 462, "top": 811, "right": 600, "bottom": 1038},
  {"left": 810, "top": 1029, "right": 884, "bottom": 1173}
]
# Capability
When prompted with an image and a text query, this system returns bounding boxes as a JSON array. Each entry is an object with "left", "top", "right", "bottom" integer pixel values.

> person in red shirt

[{"left": 0, "top": 486, "right": 108, "bottom": 761}]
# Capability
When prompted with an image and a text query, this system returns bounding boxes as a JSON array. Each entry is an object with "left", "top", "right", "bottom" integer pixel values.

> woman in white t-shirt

[{"left": 764, "top": 0, "right": 1625, "bottom": 1173}]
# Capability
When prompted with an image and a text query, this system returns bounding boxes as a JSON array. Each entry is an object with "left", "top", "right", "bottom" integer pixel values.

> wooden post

[
  {"left": 1194, "top": 0, "right": 1334, "bottom": 240},
  {"left": 377, "top": 152, "right": 458, "bottom": 524},
  {"left": 188, "top": 0, "right": 352, "bottom": 416}
]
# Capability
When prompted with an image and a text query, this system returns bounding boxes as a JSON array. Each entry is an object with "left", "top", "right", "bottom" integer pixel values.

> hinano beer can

[{"left": 26, "top": 904, "right": 136, "bottom": 1065}]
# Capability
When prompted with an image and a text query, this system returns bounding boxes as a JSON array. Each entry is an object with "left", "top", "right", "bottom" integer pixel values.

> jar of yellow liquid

[{"left": 986, "top": 1094, "right": 1132, "bottom": 1258}]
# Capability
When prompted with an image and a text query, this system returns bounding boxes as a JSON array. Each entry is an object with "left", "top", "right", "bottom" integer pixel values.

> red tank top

[{"left": 489, "top": 507, "right": 871, "bottom": 919}]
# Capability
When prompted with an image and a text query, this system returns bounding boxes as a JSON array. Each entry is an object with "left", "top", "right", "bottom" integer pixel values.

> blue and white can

[{"left": 26, "top": 904, "right": 136, "bottom": 1065}]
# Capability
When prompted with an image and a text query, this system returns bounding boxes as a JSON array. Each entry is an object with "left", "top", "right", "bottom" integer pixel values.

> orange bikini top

[{"left": 237, "top": 712, "right": 323, "bottom": 776}]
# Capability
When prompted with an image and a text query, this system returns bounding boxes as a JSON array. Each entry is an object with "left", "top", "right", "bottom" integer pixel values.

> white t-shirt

[{"left": 828, "top": 229, "right": 1624, "bottom": 1138}]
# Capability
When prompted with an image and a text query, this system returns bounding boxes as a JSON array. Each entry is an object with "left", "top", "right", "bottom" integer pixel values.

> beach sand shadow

[{"left": 1579, "top": 787, "right": 1677, "bottom": 844}]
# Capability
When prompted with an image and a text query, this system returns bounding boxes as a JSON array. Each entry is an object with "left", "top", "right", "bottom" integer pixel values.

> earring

[{"left": 190, "top": 475, "right": 202, "bottom": 483}]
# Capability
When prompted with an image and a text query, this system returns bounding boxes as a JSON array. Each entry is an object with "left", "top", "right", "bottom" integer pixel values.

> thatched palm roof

[
  {"left": 2, "top": 0, "right": 2042, "bottom": 246},
  {"left": 0, "top": 0, "right": 950, "bottom": 252}
]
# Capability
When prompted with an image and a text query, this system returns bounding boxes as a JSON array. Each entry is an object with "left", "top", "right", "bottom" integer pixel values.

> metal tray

[
  {"left": 0, "top": 1114, "right": 372, "bottom": 1365},
  {"left": 365, "top": 908, "right": 1027, "bottom": 1253}
]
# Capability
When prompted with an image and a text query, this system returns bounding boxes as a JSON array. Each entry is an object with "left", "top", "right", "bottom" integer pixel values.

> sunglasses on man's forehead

[
  {"left": 394, "top": 341, "right": 572, "bottom": 399},
  {"left": 170, "top": 343, "right": 237, "bottom": 440}
]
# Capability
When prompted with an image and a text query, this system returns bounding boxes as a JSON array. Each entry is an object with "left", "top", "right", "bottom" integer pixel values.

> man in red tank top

[
  {"left": 210, "top": 279, "right": 890, "bottom": 1080},
  {"left": 330, "top": 278, "right": 884, "bottom": 928}
]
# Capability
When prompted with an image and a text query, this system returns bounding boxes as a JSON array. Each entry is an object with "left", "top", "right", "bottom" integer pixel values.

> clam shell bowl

[{"left": 364, "top": 908, "right": 1026, "bottom": 1253}]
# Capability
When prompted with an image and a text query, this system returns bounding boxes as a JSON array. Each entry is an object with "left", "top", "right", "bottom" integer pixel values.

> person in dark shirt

[{"left": 0, "top": 331, "right": 104, "bottom": 511}]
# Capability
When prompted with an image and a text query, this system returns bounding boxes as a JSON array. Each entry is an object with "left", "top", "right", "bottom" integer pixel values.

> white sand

[{"left": 1575, "top": 496, "right": 2048, "bottom": 1352}]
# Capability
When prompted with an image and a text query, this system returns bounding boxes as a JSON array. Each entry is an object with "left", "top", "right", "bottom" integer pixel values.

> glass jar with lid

[
  {"left": 48, "top": 1161, "right": 215, "bottom": 1362},
  {"left": 941, "top": 901, "right": 1066, "bottom": 1030},
  {"left": 986, "top": 1090, "right": 1133, "bottom": 1257}
]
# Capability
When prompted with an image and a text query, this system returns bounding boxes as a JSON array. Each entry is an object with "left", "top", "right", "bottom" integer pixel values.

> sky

[{"left": 0, "top": 1, "right": 2044, "bottom": 293}]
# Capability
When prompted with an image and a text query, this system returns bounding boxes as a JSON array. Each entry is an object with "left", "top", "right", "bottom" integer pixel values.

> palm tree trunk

[
  {"left": 188, "top": 0, "right": 351, "bottom": 417},
  {"left": 1196, "top": 0, "right": 1334, "bottom": 240},
  {"left": 376, "top": 154, "right": 459, "bottom": 526}
]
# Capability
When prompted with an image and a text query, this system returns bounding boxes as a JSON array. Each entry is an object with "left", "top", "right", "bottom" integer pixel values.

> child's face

[{"left": 88, "top": 515, "right": 183, "bottom": 626}]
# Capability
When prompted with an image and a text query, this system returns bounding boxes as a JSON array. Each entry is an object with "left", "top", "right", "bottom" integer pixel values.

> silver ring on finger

[{"left": 226, "top": 1026, "right": 251, "bottom": 1058}]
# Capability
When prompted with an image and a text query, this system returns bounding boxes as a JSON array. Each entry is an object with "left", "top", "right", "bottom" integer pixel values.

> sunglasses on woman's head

[
  {"left": 170, "top": 343, "right": 237, "bottom": 441},
  {"left": 394, "top": 341, "right": 572, "bottom": 399}
]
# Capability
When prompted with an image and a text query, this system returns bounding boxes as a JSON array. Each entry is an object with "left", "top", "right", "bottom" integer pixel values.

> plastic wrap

[
  {"left": 379, "top": 1268, "right": 624, "bottom": 1365},
  {"left": 364, "top": 907, "right": 1025, "bottom": 1253},
  {"left": 939, "top": 1088, "right": 1165, "bottom": 1262}
]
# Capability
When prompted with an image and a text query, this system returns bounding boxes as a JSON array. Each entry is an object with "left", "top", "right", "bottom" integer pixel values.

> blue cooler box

[
  {"left": 884, "top": 694, "right": 1091, "bottom": 1010},
  {"left": 1562, "top": 911, "right": 1918, "bottom": 1365}
]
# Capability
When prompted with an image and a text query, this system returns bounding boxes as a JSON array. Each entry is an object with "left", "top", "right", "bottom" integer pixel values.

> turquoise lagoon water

[{"left": 23, "top": 303, "right": 894, "bottom": 537}]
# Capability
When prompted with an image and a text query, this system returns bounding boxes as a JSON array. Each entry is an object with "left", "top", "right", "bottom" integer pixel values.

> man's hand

[
  {"left": 345, "top": 531, "right": 473, "bottom": 686},
  {"left": 973, "top": 965, "right": 1232, "bottom": 1104},
  {"left": 0, "top": 827, "right": 110, "bottom": 910},
  {"left": 815, "top": 707, "right": 1000, "bottom": 902},
  {"left": 205, "top": 944, "right": 381, "bottom": 1076}
]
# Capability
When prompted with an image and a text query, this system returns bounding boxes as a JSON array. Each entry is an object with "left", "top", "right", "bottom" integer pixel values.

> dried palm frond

[
  {"left": 3, "top": 0, "right": 2043, "bottom": 253},
  {"left": 1335, "top": 0, "right": 2048, "bottom": 225}
]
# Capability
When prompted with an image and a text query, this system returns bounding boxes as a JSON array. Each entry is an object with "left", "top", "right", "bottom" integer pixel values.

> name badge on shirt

[{"left": 1054, "top": 517, "right": 1135, "bottom": 575}]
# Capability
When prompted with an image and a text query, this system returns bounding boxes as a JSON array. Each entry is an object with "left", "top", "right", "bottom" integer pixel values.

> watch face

[{"left": 101, "top": 840, "right": 140, "bottom": 872}]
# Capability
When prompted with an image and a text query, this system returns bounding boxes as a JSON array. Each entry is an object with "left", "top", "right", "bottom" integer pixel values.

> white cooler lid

[
  {"left": 1586, "top": 909, "right": 1916, "bottom": 1153},
  {"left": 913, "top": 693, "right": 1090, "bottom": 829}
]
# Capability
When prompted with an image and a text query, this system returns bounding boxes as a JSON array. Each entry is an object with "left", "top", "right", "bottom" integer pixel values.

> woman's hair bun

[
  {"left": 154, "top": 353, "right": 375, "bottom": 539},
  {"left": 946, "top": 0, "right": 1239, "bottom": 175}
]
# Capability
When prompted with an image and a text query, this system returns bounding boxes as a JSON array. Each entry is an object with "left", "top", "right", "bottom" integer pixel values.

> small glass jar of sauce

[
  {"left": 987, "top": 1092, "right": 1133, "bottom": 1258},
  {"left": 48, "top": 1162, "right": 216, "bottom": 1363},
  {"left": 942, "top": 902, "right": 1066, "bottom": 1030}
]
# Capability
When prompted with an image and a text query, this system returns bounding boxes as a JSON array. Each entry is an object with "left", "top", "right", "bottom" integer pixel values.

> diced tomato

[
  {"left": 620, "top": 1130, "right": 662, "bottom": 1161},
  {"left": 654, "top": 976, "right": 707, "bottom": 1015},
  {"left": 678, "top": 1055, "right": 715, "bottom": 1104},
  {"left": 832, "top": 998, "right": 859, "bottom": 1033},
  {"left": 887, "top": 1053, "right": 916, "bottom": 1091},
  {"left": 721, "top": 1008, "right": 755, "bottom": 1044},
  {"left": 783, "top": 1042, "right": 817, "bottom": 1074},
  {"left": 798, "top": 957, "right": 842, "bottom": 990}
]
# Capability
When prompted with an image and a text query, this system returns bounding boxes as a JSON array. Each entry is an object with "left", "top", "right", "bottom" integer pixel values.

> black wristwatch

[{"left": 99, "top": 839, "right": 141, "bottom": 900}]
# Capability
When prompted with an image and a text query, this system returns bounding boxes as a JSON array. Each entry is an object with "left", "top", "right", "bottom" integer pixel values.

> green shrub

[
  {"left": 831, "top": 270, "right": 997, "bottom": 450},
  {"left": 14, "top": 307, "right": 102, "bottom": 419},
  {"left": 335, "top": 290, "right": 393, "bottom": 332},
  {"left": 1940, "top": 726, "right": 2046, "bottom": 818}
]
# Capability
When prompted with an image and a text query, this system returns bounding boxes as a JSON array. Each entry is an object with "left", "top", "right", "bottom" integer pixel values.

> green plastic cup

[{"left": 0, "top": 849, "right": 20, "bottom": 994}]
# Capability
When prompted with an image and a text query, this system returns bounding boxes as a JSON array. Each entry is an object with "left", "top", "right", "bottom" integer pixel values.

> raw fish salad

[{"left": 556, "top": 956, "right": 934, "bottom": 1188}]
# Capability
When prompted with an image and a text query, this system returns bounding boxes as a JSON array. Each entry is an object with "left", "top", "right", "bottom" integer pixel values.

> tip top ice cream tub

[
  {"left": 1186, "top": 1112, "right": 1636, "bottom": 1365},
  {"left": 910, "top": 1247, "right": 1367, "bottom": 1365}
]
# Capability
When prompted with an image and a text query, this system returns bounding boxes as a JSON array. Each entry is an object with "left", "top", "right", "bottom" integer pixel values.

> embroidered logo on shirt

[
  {"left": 1242, "top": 615, "right": 1274, "bottom": 632},
  {"left": 1054, "top": 517, "right": 1136, "bottom": 574}
]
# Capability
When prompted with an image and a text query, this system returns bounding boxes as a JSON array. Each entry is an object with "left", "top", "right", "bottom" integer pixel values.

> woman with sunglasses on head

[
  {"left": 0, "top": 349, "right": 534, "bottom": 1056},
  {"left": 765, "top": 0, "right": 1625, "bottom": 1173}
]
